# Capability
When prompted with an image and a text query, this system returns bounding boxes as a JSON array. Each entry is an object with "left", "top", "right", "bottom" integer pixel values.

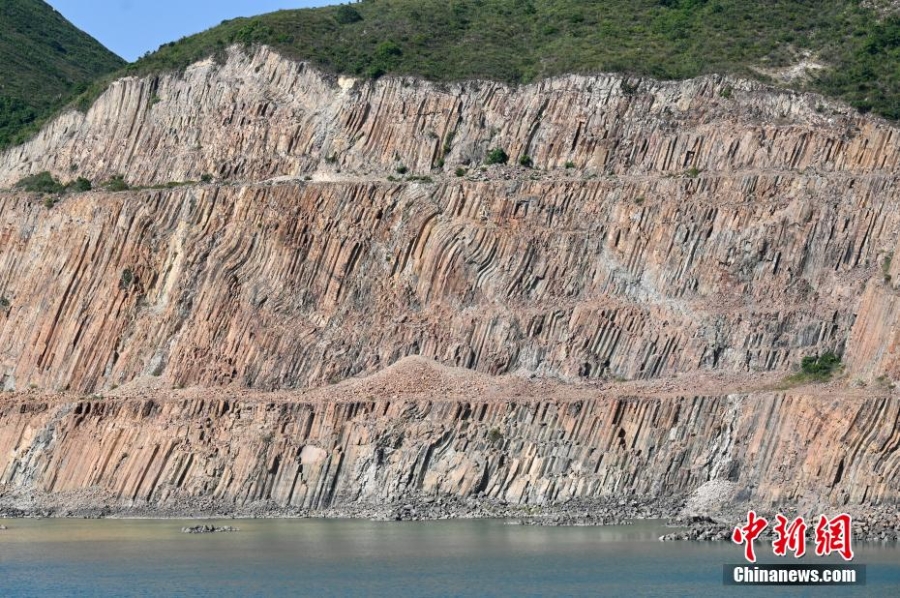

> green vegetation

[
  {"left": 149, "top": 180, "right": 197, "bottom": 189},
  {"left": 9, "top": 0, "right": 900, "bottom": 151},
  {"left": 395, "top": 164, "right": 408, "bottom": 174},
  {"left": 104, "top": 175, "right": 130, "bottom": 192},
  {"left": 0, "top": 297, "right": 10, "bottom": 310},
  {"left": 105, "top": 0, "right": 900, "bottom": 122},
  {"left": 13, "top": 172, "right": 210, "bottom": 196},
  {"left": 564, "top": 161, "right": 576, "bottom": 169},
  {"left": 15, "top": 171, "right": 64, "bottom": 194},
  {"left": 119, "top": 268, "right": 135, "bottom": 291},
  {"left": 801, "top": 351, "right": 842, "bottom": 378},
  {"left": 0, "top": 0, "right": 124, "bottom": 149},
  {"left": 455, "top": 167, "right": 468, "bottom": 177},
  {"left": 14, "top": 171, "right": 96, "bottom": 199},
  {"left": 780, "top": 351, "right": 843, "bottom": 387},
  {"left": 72, "top": 177, "right": 92, "bottom": 192},
  {"left": 485, "top": 148, "right": 509, "bottom": 165},
  {"left": 518, "top": 154, "right": 533, "bottom": 168},
  {"left": 488, "top": 428, "right": 504, "bottom": 444}
]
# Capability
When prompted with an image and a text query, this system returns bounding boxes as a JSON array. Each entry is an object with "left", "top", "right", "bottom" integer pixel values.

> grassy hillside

[
  {"left": 117, "top": 0, "right": 900, "bottom": 120},
  {"left": 5, "top": 0, "right": 900, "bottom": 151},
  {"left": 0, "top": 0, "right": 124, "bottom": 148}
]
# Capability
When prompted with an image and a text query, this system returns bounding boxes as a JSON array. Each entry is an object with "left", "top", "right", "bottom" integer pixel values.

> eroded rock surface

[
  {"left": 0, "top": 48, "right": 898, "bottom": 392},
  {"left": 0, "top": 359, "right": 896, "bottom": 517},
  {"left": 1, "top": 48, "right": 899, "bottom": 519}
]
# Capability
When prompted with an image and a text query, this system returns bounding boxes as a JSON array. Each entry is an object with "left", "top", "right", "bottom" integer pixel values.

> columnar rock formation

[
  {"left": 1, "top": 46, "right": 899, "bottom": 515},
  {"left": 0, "top": 171, "right": 895, "bottom": 392},
  {"left": 0, "top": 47, "right": 898, "bottom": 393},
  {"left": 3, "top": 47, "right": 900, "bottom": 188},
  {"left": 0, "top": 359, "right": 897, "bottom": 514}
]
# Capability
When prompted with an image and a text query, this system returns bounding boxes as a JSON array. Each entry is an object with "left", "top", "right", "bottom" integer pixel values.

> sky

[{"left": 46, "top": 1, "right": 343, "bottom": 62}]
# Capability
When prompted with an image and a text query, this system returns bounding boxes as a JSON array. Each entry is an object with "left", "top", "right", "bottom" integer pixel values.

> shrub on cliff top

[
  {"left": 334, "top": 5, "right": 363, "bottom": 25},
  {"left": 800, "top": 351, "right": 841, "bottom": 378},
  {"left": 779, "top": 351, "right": 843, "bottom": 388},
  {"left": 15, "top": 171, "right": 65, "bottom": 194},
  {"left": 103, "top": 175, "right": 130, "bottom": 192},
  {"left": 485, "top": 148, "right": 509, "bottom": 165}
]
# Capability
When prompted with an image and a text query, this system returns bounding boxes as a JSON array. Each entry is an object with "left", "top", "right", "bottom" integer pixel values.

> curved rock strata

[
  {"left": 1, "top": 48, "right": 900, "bottom": 521},
  {"left": 0, "top": 48, "right": 898, "bottom": 391},
  {"left": 0, "top": 170, "right": 896, "bottom": 392}
]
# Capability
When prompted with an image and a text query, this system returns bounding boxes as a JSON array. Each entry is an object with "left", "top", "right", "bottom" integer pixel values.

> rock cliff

[
  {"left": 4, "top": 47, "right": 900, "bottom": 187},
  {"left": 1, "top": 46, "right": 899, "bottom": 516},
  {"left": 0, "top": 359, "right": 897, "bottom": 516}
]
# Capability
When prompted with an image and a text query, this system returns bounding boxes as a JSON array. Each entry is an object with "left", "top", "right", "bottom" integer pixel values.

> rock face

[
  {"left": 1, "top": 46, "right": 900, "bottom": 516},
  {"left": 3, "top": 47, "right": 900, "bottom": 187},
  {"left": 0, "top": 360, "right": 896, "bottom": 514},
  {"left": 0, "top": 47, "right": 898, "bottom": 393},
  {"left": 4, "top": 172, "right": 891, "bottom": 392}
]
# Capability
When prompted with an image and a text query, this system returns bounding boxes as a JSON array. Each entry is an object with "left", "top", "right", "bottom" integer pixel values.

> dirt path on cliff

[{"left": 1, "top": 356, "right": 886, "bottom": 407}]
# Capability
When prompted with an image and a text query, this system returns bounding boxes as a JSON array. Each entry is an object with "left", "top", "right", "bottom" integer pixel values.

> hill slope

[
  {"left": 0, "top": 0, "right": 124, "bottom": 148},
  {"left": 120, "top": 0, "right": 900, "bottom": 120}
]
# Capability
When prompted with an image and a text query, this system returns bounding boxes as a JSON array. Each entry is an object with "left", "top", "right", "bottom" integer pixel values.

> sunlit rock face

[{"left": 1, "top": 47, "right": 899, "bottom": 516}]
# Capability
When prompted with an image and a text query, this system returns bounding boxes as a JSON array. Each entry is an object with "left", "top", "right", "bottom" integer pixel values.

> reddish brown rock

[
  {"left": 0, "top": 360, "right": 895, "bottom": 514},
  {"left": 0, "top": 48, "right": 899, "bottom": 515},
  {"left": 0, "top": 170, "right": 892, "bottom": 392},
  {"left": 0, "top": 48, "right": 897, "bottom": 392}
]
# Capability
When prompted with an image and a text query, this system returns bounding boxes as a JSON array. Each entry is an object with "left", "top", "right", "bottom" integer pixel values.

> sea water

[{"left": 0, "top": 519, "right": 898, "bottom": 596}]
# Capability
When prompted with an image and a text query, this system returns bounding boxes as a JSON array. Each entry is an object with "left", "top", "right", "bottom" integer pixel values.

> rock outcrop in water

[
  {"left": 1, "top": 46, "right": 899, "bottom": 519},
  {"left": 181, "top": 525, "right": 238, "bottom": 534}
]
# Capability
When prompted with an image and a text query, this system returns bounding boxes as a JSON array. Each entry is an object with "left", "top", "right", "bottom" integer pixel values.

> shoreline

[
  {"left": 2, "top": 496, "right": 899, "bottom": 543},
  {"left": 0, "top": 496, "right": 682, "bottom": 525}
]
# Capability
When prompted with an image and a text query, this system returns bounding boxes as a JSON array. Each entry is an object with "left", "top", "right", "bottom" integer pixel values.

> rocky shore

[
  {"left": 0, "top": 496, "right": 682, "bottom": 524},
  {"left": 1, "top": 495, "right": 898, "bottom": 544},
  {"left": 658, "top": 507, "right": 900, "bottom": 544}
]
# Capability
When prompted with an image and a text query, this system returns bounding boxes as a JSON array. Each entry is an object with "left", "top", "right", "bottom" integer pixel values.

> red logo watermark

[{"left": 733, "top": 512, "right": 854, "bottom": 563}]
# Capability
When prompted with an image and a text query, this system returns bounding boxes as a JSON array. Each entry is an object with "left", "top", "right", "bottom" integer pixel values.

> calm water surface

[{"left": 1, "top": 518, "right": 898, "bottom": 596}]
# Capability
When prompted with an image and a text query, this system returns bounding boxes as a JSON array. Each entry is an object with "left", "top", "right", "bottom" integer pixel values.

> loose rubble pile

[{"left": 312, "top": 497, "right": 683, "bottom": 524}]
